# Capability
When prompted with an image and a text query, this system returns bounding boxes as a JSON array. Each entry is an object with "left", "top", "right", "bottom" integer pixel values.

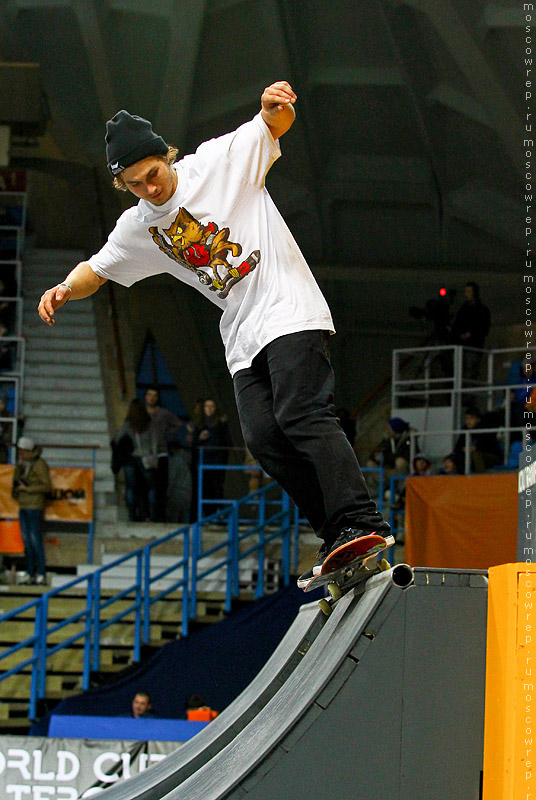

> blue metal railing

[{"left": 0, "top": 482, "right": 291, "bottom": 721}]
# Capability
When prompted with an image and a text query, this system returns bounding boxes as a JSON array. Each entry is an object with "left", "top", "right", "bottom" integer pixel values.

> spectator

[
  {"left": 112, "top": 399, "right": 159, "bottom": 521},
  {"left": 367, "top": 417, "right": 414, "bottom": 478},
  {"left": 12, "top": 436, "right": 51, "bottom": 585},
  {"left": 189, "top": 398, "right": 205, "bottom": 522},
  {"left": 0, "top": 279, "right": 15, "bottom": 334},
  {"left": 185, "top": 694, "right": 219, "bottom": 722},
  {"left": 391, "top": 452, "right": 432, "bottom": 511},
  {"left": 437, "top": 453, "right": 460, "bottom": 475},
  {"left": 194, "top": 399, "right": 232, "bottom": 513},
  {"left": 411, "top": 453, "right": 432, "bottom": 476},
  {"left": 0, "top": 322, "right": 13, "bottom": 372},
  {"left": 144, "top": 387, "right": 185, "bottom": 521},
  {"left": 0, "top": 396, "right": 11, "bottom": 463},
  {"left": 454, "top": 406, "right": 502, "bottom": 473},
  {"left": 131, "top": 692, "right": 155, "bottom": 719},
  {"left": 511, "top": 358, "right": 536, "bottom": 439},
  {"left": 451, "top": 282, "right": 491, "bottom": 381}
]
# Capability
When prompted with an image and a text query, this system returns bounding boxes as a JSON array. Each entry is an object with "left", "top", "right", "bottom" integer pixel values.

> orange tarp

[
  {"left": 0, "top": 465, "right": 94, "bottom": 523},
  {"left": 404, "top": 473, "right": 517, "bottom": 570}
]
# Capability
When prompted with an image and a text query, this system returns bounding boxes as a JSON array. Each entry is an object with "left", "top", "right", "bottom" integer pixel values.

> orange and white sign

[{"left": 0, "top": 465, "right": 94, "bottom": 523}]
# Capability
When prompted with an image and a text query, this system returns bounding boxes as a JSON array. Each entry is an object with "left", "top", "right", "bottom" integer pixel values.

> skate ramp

[
  {"left": 97, "top": 595, "right": 326, "bottom": 800},
  {"left": 103, "top": 566, "right": 487, "bottom": 799},
  {"left": 161, "top": 566, "right": 487, "bottom": 800}
]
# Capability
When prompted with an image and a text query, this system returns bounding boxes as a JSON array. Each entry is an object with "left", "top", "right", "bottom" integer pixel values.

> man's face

[
  {"left": 145, "top": 389, "right": 159, "bottom": 408},
  {"left": 204, "top": 399, "right": 216, "bottom": 417},
  {"left": 121, "top": 157, "right": 177, "bottom": 205},
  {"left": 465, "top": 413, "right": 479, "bottom": 429},
  {"left": 132, "top": 694, "right": 151, "bottom": 718},
  {"left": 464, "top": 285, "right": 475, "bottom": 302}
]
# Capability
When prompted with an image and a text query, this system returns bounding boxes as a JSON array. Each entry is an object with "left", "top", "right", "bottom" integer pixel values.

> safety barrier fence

[
  {"left": 408, "top": 425, "right": 528, "bottom": 475},
  {"left": 0, "top": 481, "right": 291, "bottom": 721},
  {"left": 392, "top": 345, "right": 536, "bottom": 429},
  {"left": 197, "top": 449, "right": 386, "bottom": 573}
]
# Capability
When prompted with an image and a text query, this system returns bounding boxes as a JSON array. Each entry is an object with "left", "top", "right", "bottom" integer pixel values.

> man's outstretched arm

[
  {"left": 260, "top": 80, "right": 297, "bottom": 140},
  {"left": 38, "top": 261, "right": 107, "bottom": 326}
]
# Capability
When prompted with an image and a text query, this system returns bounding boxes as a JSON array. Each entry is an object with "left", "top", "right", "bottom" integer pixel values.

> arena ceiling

[{"left": 0, "top": 0, "right": 523, "bottom": 282}]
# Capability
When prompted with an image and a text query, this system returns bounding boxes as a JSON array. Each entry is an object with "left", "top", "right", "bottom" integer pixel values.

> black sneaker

[
  {"left": 312, "top": 527, "right": 376, "bottom": 576},
  {"left": 297, "top": 540, "right": 332, "bottom": 587}
]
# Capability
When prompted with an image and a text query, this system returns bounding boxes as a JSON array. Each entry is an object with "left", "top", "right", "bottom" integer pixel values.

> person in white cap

[{"left": 12, "top": 437, "right": 51, "bottom": 585}]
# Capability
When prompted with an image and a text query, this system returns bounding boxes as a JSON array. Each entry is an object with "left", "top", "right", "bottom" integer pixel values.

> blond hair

[{"left": 113, "top": 145, "right": 179, "bottom": 191}]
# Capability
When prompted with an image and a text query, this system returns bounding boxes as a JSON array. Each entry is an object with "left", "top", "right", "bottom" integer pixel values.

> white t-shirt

[{"left": 88, "top": 112, "right": 334, "bottom": 376}]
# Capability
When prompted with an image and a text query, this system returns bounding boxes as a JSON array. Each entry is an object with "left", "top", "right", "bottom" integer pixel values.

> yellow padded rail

[{"left": 483, "top": 563, "right": 536, "bottom": 800}]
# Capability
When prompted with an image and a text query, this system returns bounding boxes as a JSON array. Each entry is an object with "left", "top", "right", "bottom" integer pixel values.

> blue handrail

[{"left": 0, "top": 481, "right": 292, "bottom": 721}]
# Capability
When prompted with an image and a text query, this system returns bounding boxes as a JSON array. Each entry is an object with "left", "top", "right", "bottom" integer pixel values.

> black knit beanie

[{"left": 105, "top": 110, "right": 168, "bottom": 176}]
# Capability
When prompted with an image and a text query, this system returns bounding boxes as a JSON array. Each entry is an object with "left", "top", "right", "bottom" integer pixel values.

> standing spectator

[
  {"left": 113, "top": 399, "right": 159, "bottom": 521},
  {"left": 12, "top": 437, "right": 51, "bottom": 585},
  {"left": 454, "top": 406, "right": 502, "bottom": 473},
  {"left": 451, "top": 282, "right": 491, "bottom": 381},
  {"left": 194, "top": 399, "right": 232, "bottom": 514},
  {"left": 144, "top": 387, "right": 185, "bottom": 521}
]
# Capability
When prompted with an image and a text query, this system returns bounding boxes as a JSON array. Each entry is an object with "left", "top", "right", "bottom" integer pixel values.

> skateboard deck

[{"left": 299, "top": 533, "right": 395, "bottom": 616}]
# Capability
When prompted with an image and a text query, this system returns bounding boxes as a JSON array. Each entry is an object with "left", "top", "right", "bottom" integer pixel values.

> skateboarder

[{"left": 37, "top": 80, "right": 390, "bottom": 579}]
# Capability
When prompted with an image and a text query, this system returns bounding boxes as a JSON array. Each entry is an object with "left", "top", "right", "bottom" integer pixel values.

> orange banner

[
  {"left": 404, "top": 473, "right": 517, "bottom": 570},
  {"left": 0, "top": 465, "right": 94, "bottom": 523}
]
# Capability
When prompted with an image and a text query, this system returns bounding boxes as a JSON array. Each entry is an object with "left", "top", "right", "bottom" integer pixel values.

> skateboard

[{"left": 299, "top": 533, "right": 395, "bottom": 616}]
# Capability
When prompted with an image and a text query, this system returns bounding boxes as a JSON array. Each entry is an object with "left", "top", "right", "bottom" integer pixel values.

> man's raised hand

[{"left": 38, "top": 284, "right": 72, "bottom": 326}]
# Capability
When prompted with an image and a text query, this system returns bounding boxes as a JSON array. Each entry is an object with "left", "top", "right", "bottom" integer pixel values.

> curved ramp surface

[
  {"left": 99, "top": 598, "right": 326, "bottom": 800},
  {"left": 160, "top": 567, "right": 488, "bottom": 800}
]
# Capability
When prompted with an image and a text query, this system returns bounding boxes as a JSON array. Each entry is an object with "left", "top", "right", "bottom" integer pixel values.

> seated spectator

[
  {"left": 454, "top": 406, "right": 502, "bottom": 473},
  {"left": 111, "top": 399, "right": 159, "bottom": 521},
  {"left": 0, "top": 323, "right": 13, "bottom": 372},
  {"left": 367, "top": 417, "right": 415, "bottom": 482},
  {"left": 0, "top": 395, "right": 11, "bottom": 463},
  {"left": 185, "top": 694, "right": 219, "bottom": 722},
  {"left": 0, "top": 280, "right": 16, "bottom": 334},
  {"left": 437, "top": 453, "right": 460, "bottom": 475},
  {"left": 511, "top": 358, "right": 536, "bottom": 439},
  {"left": 412, "top": 453, "right": 432, "bottom": 476},
  {"left": 131, "top": 691, "right": 155, "bottom": 719}
]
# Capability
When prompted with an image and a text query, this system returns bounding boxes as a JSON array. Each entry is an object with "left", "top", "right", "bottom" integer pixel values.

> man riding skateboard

[{"left": 37, "top": 80, "right": 390, "bottom": 580}]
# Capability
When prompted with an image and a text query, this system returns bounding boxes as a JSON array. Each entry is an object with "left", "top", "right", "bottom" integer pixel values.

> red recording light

[{"left": 439, "top": 287, "right": 447, "bottom": 297}]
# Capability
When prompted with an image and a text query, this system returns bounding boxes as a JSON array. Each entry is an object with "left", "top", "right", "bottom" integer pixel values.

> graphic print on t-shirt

[{"left": 149, "top": 207, "right": 260, "bottom": 299}]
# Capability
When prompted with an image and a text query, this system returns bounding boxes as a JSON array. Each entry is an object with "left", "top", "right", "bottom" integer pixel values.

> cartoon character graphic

[{"left": 149, "top": 208, "right": 260, "bottom": 299}]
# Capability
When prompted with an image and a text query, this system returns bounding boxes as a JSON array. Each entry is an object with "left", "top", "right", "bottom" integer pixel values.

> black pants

[{"left": 233, "top": 330, "right": 388, "bottom": 543}]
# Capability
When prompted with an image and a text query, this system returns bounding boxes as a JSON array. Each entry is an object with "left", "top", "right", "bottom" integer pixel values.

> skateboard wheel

[
  {"left": 327, "top": 582, "right": 342, "bottom": 601},
  {"left": 378, "top": 559, "right": 390, "bottom": 571},
  {"left": 318, "top": 598, "right": 332, "bottom": 616}
]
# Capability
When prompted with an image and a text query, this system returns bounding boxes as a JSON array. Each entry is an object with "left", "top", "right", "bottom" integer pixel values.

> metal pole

[
  {"left": 143, "top": 544, "right": 151, "bottom": 645},
  {"left": 82, "top": 576, "right": 94, "bottom": 691},
  {"left": 465, "top": 431, "right": 471, "bottom": 475},
  {"left": 181, "top": 531, "right": 189, "bottom": 638}
]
